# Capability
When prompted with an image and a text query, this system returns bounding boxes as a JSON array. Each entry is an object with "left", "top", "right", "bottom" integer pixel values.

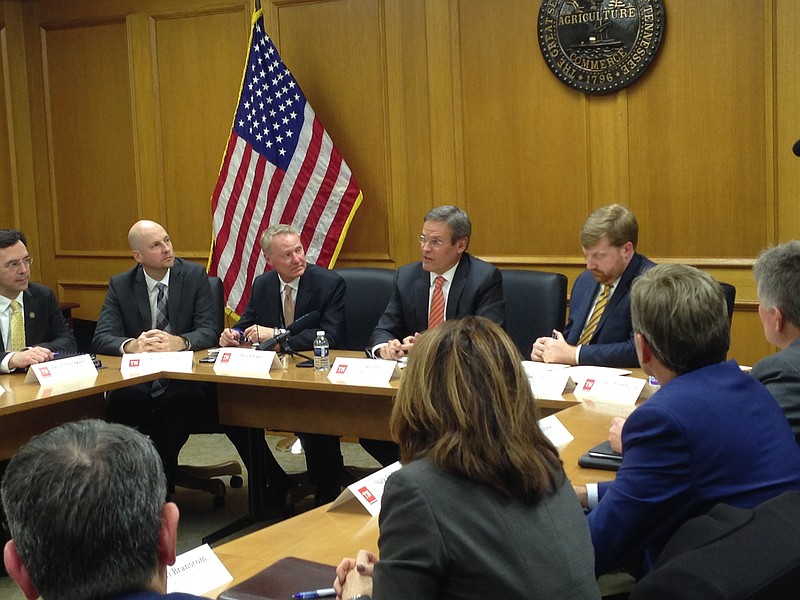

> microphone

[
  {"left": 794, "top": 139, "right": 800, "bottom": 157},
  {"left": 256, "top": 311, "right": 320, "bottom": 351}
]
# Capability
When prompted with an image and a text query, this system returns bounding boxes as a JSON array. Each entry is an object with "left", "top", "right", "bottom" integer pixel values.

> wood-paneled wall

[{"left": 0, "top": 0, "right": 798, "bottom": 366}]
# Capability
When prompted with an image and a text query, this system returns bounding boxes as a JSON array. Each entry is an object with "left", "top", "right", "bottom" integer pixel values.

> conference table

[{"left": 0, "top": 350, "right": 639, "bottom": 599}]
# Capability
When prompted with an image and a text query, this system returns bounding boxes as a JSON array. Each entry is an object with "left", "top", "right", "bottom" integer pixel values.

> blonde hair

[
  {"left": 390, "top": 317, "right": 563, "bottom": 502},
  {"left": 580, "top": 204, "right": 638, "bottom": 249},
  {"left": 259, "top": 224, "right": 299, "bottom": 255}
]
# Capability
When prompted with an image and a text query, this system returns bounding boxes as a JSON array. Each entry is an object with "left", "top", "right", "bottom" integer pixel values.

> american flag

[{"left": 210, "top": 9, "right": 362, "bottom": 315}]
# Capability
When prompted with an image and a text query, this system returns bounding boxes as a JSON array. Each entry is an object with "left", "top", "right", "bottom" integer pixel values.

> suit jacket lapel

[
  {"left": 446, "top": 255, "right": 469, "bottom": 319},
  {"left": 295, "top": 268, "right": 313, "bottom": 319},
  {"left": 414, "top": 266, "right": 430, "bottom": 331},
  {"left": 133, "top": 267, "right": 152, "bottom": 331},
  {"left": 22, "top": 289, "right": 39, "bottom": 342},
  {"left": 167, "top": 260, "right": 184, "bottom": 332}
]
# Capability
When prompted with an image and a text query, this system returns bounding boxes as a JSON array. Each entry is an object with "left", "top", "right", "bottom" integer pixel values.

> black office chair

[
  {"left": 629, "top": 491, "right": 800, "bottom": 599},
  {"left": 501, "top": 269, "right": 568, "bottom": 358},
  {"left": 335, "top": 267, "right": 396, "bottom": 351},
  {"left": 175, "top": 275, "right": 243, "bottom": 508},
  {"left": 719, "top": 281, "right": 736, "bottom": 328}
]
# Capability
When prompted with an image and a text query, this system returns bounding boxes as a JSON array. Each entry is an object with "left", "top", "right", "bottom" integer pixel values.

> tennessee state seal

[{"left": 538, "top": 0, "right": 665, "bottom": 94}]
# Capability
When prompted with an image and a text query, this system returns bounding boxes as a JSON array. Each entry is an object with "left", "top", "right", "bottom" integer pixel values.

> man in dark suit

[
  {"left": 368, "top": 205, "right": 505, "bottom": 358},
  {"left": 364, "top": 205, "right": 505, "bottom": 465},
  {"left": 0, "top": 229, "right": 76, "bottom": 372},
  {"left": 531, "top": 204, "right": 654, "bottom": 367},
  {"left": 752, "top": 240, "right": 800, "bottom": 444},
  {"left": 93, "top": 220, "right": 227, "bottom": 487},
  {"left": 219, "top": 223, "right": 346, "bottom": 505},
  {"left": 574, "top": 264, "right": 800, "bottom": 577}
]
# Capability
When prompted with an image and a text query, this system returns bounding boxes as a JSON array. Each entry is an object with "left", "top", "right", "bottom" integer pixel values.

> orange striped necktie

[
  {"left": 428, "top": 276, "right": 446, "bottom": 329},
  {"left": 577, "top": 284, "right": 610, "bottom": 346}
]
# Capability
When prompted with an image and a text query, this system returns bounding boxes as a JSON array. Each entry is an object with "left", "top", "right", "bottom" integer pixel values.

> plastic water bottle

[{"left": 313, "top": 330, "right": 330, "bottom": 371}]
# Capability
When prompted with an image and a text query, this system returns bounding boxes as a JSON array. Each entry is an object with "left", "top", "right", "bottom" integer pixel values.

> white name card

[
  {"left": 327, "top": 357, "right": 399, "bottom": 386},
  {"left": 213, "top": 347, "right": 280, "bottom": 376},
  {"left": 167, "top": 543, "right": 232, "bottom": 596},
  {"left": 522, "top": 361, "right": 570, "bottom": 400},
  {"left": 573, "top": 375, "right": 645, "bottom": 405},
  {"left": 121, "top": 351, "right": 194, "bottom": 377},
  {"left": 538, "top": 414, "right": 574, "bottom": 448},
  {"left": 25, "top": 354, "right": 98, "bottom": 385},
  {"left": 328, "top": 461, "right": 403, "bottom": 516}
]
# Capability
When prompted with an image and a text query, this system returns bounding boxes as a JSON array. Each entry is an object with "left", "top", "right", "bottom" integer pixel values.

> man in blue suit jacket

[
  {"left": 574, "top": 264, "right": 800, "bottom": 576},
  {"left": 219, "top": 224, "right": 347, "bottom": 506},
  {"left": 368, "top": 205, "right": 505, "bottom": 358},
  {"left": 0, "top": 229, "right": 76, "bottom": 372},
  {"left": 531, "top": 204, "right": 654, "bottom": 367}
]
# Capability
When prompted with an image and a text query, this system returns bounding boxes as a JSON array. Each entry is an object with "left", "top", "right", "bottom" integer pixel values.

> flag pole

[{"left": 254, "top": 0, "right": 261, "bottom": 10}]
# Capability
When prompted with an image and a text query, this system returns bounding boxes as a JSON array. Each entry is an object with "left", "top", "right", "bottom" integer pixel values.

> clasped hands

[
  {"left": 530, "top": 330, "right": 576, "bottom": 365},
  {"left": 378, "top": 333, "right": 418, "bottom": 359},
  {"left": 125, "top": 329, "right": 185, "bottom": 353},
  {"left": 219, "top": 325, "right": 274, "bottom": 347},
  {"left": 333, "top": 549, "right": 376, "bottom": 600}
]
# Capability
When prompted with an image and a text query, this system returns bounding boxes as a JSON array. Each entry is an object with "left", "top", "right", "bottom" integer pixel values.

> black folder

[{"left": 578, "top": 440, "right": 623, "bottom": 471}]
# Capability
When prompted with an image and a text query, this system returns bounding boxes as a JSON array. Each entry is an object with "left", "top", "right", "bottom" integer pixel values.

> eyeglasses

[
  {"left": 418, "top": 235, "right": 449, "bottom": 248},
  {"left": 3, "top": 257, "right": 33, "bottom": 270}
]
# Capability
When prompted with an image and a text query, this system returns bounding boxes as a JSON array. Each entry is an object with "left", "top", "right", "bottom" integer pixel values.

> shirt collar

[
  {"left": 143, "top": 268, "right": 171, "bottom": 293},
  {"left": 429, "top": 262, "right": 459, "bottom": 287},
  {"left": 0, "top": 291, "right": 24, "bottom": 313}
]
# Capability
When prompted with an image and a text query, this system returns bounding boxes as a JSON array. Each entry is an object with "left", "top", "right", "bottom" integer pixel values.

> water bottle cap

[{"left": 316, "top": 330, "right": 325, "bottom": 336}]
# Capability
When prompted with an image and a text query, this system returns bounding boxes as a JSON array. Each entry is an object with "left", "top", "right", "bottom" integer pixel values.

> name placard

[
  {"left": 522, "top": 361, "right": 570, "bottom": 400},
  {"left": 167, "top": 543, "right": 232, "bottom": 596},
  {"left": 538, "top": 414, "right": 574, "bottom": 448},
  {"left": 328, "top": 461, "right": 403, "bottom": 516},
  {"left": 25, "top": 354, "right": 98, "bottom": 385},
  {"left": 213, "top": 347, "right": 281, "bottom": 376},
  {"left": 573, "top": 375, "right": 645, "bottom": 405},
  {"left": 121, "top": 351, "right": 194, "bottom": 377},
  {"left": 327, "top": 357, "right": 399, "bottom": 386}
]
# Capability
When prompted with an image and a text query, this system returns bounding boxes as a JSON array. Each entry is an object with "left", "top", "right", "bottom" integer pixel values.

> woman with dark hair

[{"left": 334, "top": 316, "right": 599, "bottom": 600}]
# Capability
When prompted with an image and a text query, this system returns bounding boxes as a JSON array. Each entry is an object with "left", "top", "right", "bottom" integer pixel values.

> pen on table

[
  {"left": 292, "top": 588, "right": 336, "bottom": 599},
  {"left": 232, "top": 327, "right": 246, "bottom": 343}
]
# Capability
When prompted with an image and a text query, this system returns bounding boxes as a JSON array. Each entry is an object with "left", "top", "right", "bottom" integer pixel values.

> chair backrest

[
  {"left": 208, "top": 275, "right": 225, "bottom": 334},
  {"left": 335, "top": 268, "right": 396, "bottom": 351},
  {"left": 629, "top": 491, "right": 800, "bottom": 600},
  {"left": 501, "top": 269, "right": 568, "bottom": 358},
  {"left": 719, "top": 282, "right": 736, "bottom": 328}
]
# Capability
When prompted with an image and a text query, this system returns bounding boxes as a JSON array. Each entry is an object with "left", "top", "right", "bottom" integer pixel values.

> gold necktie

[
  {"left": 578, "top": 284, "right": 610, "bottom": 346},
  {"left": 283, "top": 287, "right": 295, "bottom": 326},
  {"left": 9, "top": 300, "right": 25, "bottom": 351}
]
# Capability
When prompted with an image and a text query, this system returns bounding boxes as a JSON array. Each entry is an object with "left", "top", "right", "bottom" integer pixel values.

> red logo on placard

[
  {"left": 582, "top": 379, "right": 595, "bottom": 391},
  {"left": 221, "top": 353, "right": 231, "bottom": 363},
  {"left": 40, "top": 367, "right": 52, "bottom": 378},
  {"left": 129, "top": 359, "right": 140, "bottom": 367},
  {"left": 336, "top": 364, "right": 348, "bottom": 374},
  {"left": 358, "top": 486, "right": 377, "bottom": 504}
]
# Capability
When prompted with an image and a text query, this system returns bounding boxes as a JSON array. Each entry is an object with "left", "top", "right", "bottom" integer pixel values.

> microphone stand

[{"left": 280, "top": 335, "right": 314, "bottom": 363}]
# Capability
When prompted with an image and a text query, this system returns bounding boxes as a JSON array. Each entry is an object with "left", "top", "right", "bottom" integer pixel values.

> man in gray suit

[
  {"left": 93, "top": 220, "right": 224, "bottom": 485},
  {"left": 752, "top": 240, "right": 800, "bottom": 444}
]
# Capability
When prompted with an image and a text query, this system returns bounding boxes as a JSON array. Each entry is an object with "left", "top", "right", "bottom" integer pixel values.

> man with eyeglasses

[
  {"left": 369, "top": 206, "right": 505, "bottom": 361},
  {"left": 0, "top": 229, "right": 76, "bottom": 373}
]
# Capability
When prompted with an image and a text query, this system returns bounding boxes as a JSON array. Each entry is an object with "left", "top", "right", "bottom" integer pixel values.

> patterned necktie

[
  {"left": 283, "top": 286, "right": 295, "bottom": 326},
  {"left": 578, "top": 284, "right": 610, "bottom": 346},
  {"left": 428, "top": 276, "right": 446, "bottom": 329},
  {"left": 9, "top": 300, "right": 25, "bottom": 351},
  {"left": 154, "top": 283, "right": 170, "bottom": 332}
]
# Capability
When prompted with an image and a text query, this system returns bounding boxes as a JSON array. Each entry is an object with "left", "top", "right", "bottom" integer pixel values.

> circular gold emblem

[{"left": 538, "top": 0, "right": 665, "bottom": 94}]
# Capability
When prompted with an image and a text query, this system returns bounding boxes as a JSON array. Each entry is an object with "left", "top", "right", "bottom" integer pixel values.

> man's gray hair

[
  {"left": 1, "top": 420, "right": 167, "bottom": 600},
  {"left": 753, "top": 241, "right": 800, "bottom": 329},
  {"left": 631, "top": 264, "right": 729, "bottom": 375},
  {"left": 260, "top": 223, "right": 299, "bottom": 254},
  {"left": 424, "top": 205, "right": 472, "bottom": 241}
]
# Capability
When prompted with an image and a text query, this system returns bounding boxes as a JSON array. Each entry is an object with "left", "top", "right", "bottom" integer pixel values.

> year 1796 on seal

[{"left": 537, "top": 0, "right": 665, "bottom": 94}]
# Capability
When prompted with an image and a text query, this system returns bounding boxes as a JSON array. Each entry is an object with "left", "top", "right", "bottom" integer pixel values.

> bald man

[{"left": 93, "top": 220, "right": 252, "bottom": 491}]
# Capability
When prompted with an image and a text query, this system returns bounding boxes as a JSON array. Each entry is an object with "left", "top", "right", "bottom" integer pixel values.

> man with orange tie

[
  {"left": 0, "top": 229, "right": 76, "bottom": 373},
  {"left": 368, "top": 205, "right": 505, "bottom": 359},
  {"left": 531, "top": 204, "right": 655, "bottom": 367}
]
